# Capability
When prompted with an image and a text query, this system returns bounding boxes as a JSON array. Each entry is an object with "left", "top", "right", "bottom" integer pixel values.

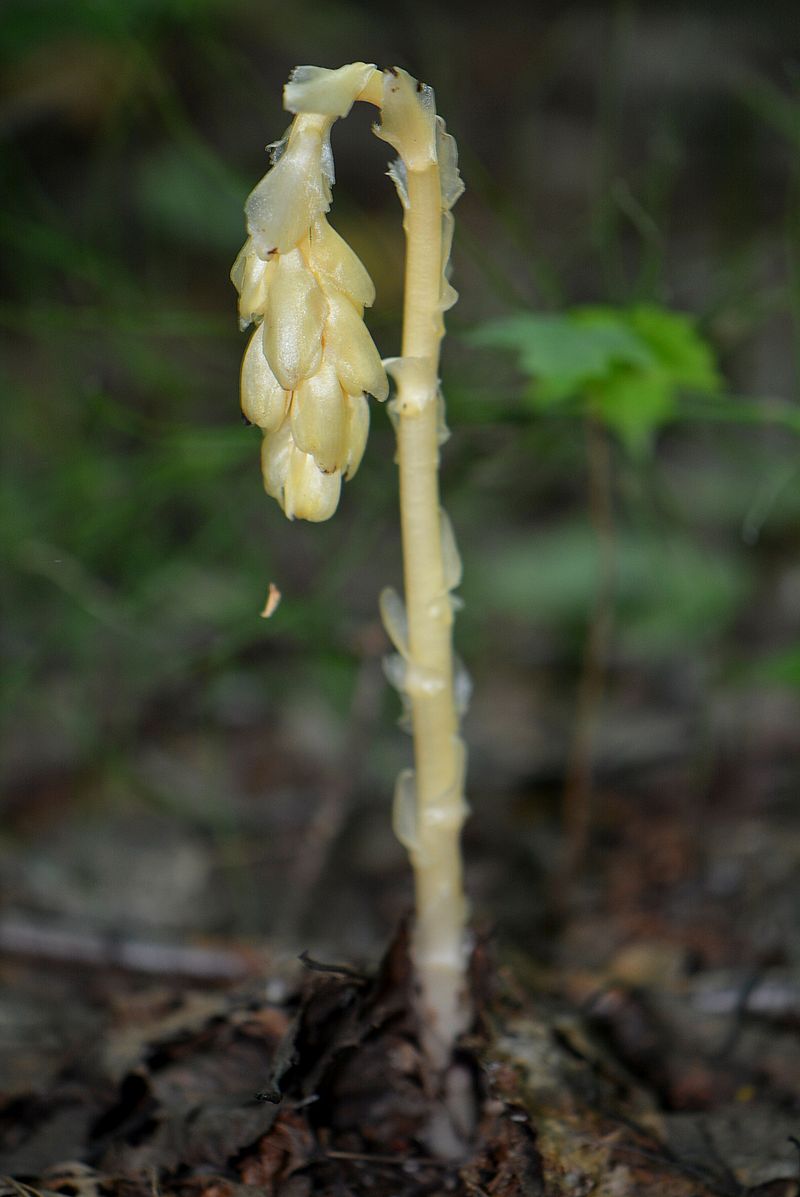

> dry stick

[
  {"left": 0, "top": 916, "right": 258, "bottom": 980},
  {"left": 561, "top": 414, "right": 617, "bottom": 892}
]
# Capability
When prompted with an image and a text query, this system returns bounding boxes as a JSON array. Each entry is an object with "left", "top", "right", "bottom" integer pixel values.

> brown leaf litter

[{"left": 1, "top": 928, "right": 799, "bottom": 1196}]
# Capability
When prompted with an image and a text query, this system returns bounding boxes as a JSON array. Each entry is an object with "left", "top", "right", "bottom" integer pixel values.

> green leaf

[
  {"left": 470, "top": 303, "right": 723, "bottom": 452},
  {"left": 591, "top": 371, "right": 675, "bottom": 456},
  {"left": 471, "top": 312, "right": 654, "bottom": 406},
  {"left": 626, "top": 305, "right": 722, "bottom": 393}
]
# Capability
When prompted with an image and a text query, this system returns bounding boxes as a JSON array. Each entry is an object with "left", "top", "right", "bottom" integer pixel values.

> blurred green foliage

[
  {"left": 757, "top": 646, "right": 800, "bottom": 689},
  {"left": 471, "top": 304, "right": 722, "bottom": 454},
  {"left": 467, "top": 522, "right": 751, "bottom": 659}
]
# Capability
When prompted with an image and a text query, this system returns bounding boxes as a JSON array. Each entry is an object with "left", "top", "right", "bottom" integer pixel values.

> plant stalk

[{"left": 394, "top": 164, "right": 469, "bottom": 1070}]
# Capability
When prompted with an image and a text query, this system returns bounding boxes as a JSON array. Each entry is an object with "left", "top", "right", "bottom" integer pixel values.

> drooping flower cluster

[{"left": 231, "top": 63, "right": 388, "bottom": 521}]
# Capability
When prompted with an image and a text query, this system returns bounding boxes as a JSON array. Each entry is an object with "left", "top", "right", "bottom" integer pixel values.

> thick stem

[{"left": 394, "top": 166, "right": 468, "bottom": 1069}]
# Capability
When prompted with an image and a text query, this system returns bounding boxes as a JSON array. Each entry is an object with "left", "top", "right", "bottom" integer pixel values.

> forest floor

[{"left": 1, "top": 670, "right": 799, "bottom": 1196}]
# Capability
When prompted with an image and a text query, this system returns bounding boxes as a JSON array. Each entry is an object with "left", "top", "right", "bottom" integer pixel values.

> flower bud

[
  {"left": 260, "top": 419, "right": 294, "bottom": 500},
  {"left": 241, "top": 324, "right": 290, "bottom": 432},
  {"left": 264, "top": 249, "right": 327, "bottom": 389},
  {"left": 230, "top": 237, "right": 274, "bottom": 329},
  {"left": 291, "top": 357, "right": 348, "bottom": 473},
  {"left": 324, "top": 290, "right": 389, "bottom": 401},
  {"left": 259, "top": 421, "right": 340, "bottom": 522},
  {"left": 245, "top": 118, "right": 330, "bottom": 256},
  {"left": 233, "top": 63, "right": 389, "bottom": 521},
  {"left": 306, "top": 217, "right": 375, "bottom": 307},
  {"left": 343, "top": 393, "right": 370, "bottom": 480},
  {"left": 284, "top": 442, "right": 342, "bottom": 521}
]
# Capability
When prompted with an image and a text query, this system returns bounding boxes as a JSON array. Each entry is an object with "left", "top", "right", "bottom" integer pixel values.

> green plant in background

[
  {"left": 472, "top": 305, "right": 723, "bottom": 877},
  {"left": 231, "top": 63, "right": 471, "bottom": 1156},
  {"left": 472, "top": 303, "right": 722, "bottom": 455}
]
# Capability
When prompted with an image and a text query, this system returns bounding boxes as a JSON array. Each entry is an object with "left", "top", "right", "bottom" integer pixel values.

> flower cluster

[{"left": 231, "top": 63, "right": 388, "bottom": 521}]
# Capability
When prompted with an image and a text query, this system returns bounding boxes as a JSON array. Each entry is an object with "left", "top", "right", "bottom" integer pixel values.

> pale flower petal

[
  {"left": 284, "top": 448, "right": 341, "bottom": 521},
  {"left": 245, "top": 119, "right": 330, "bottom": 256},
  {"left": 231, "top": 238, "right": 275, "bottom": 327},
  {"left": 325, "top": 290, "right": 388, "bottom": 400},
  {"left": 306, "top": 217, "right": 376, "bottom": 307},
  {"left": 343, "top": 392, "right": 370, "bottom": 479},
  {"left": 291, "top": 357, "right": 348, "bottom": 473},
  {"left": 260, "top": 420, "right": 294, "bottom": 500},
  {"left": 241, "top": 324, "right": 290, "bottom": 431},
  {"left": 230, "top": 238, "right": 249, "bottom": 293},
  {"left": 264, "top": 248, "right": 327, "bottom": 389}
]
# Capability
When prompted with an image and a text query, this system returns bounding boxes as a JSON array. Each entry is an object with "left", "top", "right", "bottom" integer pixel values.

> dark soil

[{"left": 2, "top": 905, "right": 799, "bottom": 1196}]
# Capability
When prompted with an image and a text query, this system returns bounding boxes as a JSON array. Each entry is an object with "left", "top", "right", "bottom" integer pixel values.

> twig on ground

[
  {"left": 0, "top": 916, "right": 259, "bottom": 980},
  {"left": 297, "top": 949, "right": 370, "bottom": 982}
]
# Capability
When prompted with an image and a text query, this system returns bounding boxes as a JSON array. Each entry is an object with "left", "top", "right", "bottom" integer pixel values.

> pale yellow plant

[
  {"left": 232, "top": 63, "right": 470, "bottom": 1154},
  {"left": 231, "top": 63, "right": 387, "bottom": 521}
]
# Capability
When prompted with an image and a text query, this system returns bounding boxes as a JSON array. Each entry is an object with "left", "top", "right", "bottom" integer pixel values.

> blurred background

[{"left": 1, "top": 0, "right": 799, "bottom": 990}]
